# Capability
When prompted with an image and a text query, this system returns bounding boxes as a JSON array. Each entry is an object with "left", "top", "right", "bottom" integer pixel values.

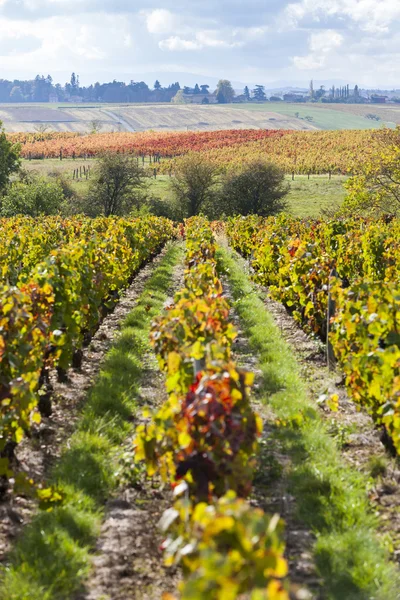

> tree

[
  {"left": 252, "top": 85, "right": 267, "bottom": 102},
  {"left": 0, "top": 121, "right": 20, "bottom": 194},
  {"left": 309, "top": 79, "right": 314, "bottom": 100},
  {"left": 10, "top": 86, "right": 23, "bottom": 102},
  {"left": 86, "top": 153, "right": 149, "bottom": 216},
  {"left": 243, "top": 86, "right": 251, "bottom": 101},
  {"left": 342, "top": 128, "right": 400, "bottom": 217},
  {"left": 0, "top": 177, "right": 64, "bottom": 217},
  {"left": 314, "top": 85, "right": 325, "bottom": 101},
  {"left": 219, "top": 161, "right": 288, "bottom": 217},
  {"left": 200, "top": 85, "right": 210, "bottom": 94},
  {"left": 194, "top": 84, "right": 201, "bottom": 94},
  {"left": 88, "top": 119, "right": 103, "bottom": 134},
  {"left": 215, "top": 80, "right": 235, "bottom": 104},
  {"left": 201, "top": 97, "right": 210, "bottom": 105},
  {"left": 171, "top": 90, "right": 188, "bottom": 104},
  {"left": 154, "top": 80, "right": 161, "bottom": 90},
  {"left": 170, "top": 154, "right": 219, "bottom": 217}
]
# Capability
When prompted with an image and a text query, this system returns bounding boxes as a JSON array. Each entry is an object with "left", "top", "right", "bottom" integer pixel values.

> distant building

[
  {"left": 182, "top": 93, "right": 218, "bottom": 104},
  {"left": 48, "top": 94, "right": 59, "bottom": 103},
  {"left": 370, "top": 95, "right": 388, "bottom": 104},
  {"left": 283, "top": 93, "right": 306, "bottom": 102}
]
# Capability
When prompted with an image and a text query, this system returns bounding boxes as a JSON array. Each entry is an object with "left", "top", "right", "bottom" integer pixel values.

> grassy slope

[
  {"left": 0, "top": 243, "right": 182, "bottom": 600},
  {"left": 217, "top": 245, "right": 400, "bottom": 600},
  {"left": 22, "top": 159, "right": 347, "bottom": 218},
  {"left": 230, "top": 102, "right": 395, "bottom": 130}
]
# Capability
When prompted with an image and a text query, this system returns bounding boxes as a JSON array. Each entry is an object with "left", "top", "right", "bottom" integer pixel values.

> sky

[{"left": 0, "top": 0, "right": 399, "bottom": 88}]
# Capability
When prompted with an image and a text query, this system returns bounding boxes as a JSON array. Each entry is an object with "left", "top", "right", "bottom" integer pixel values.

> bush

[
  {"left": 0, "top": 121, "right": 20, "bottom": 194},
  {"left": 219, "top": 161, "right": 289, "bottom": 217},
  {"left": 170, "top": 153, "right": 219, "bottom": 218},
  {"left": 84, "top": 153, "right": 149, "bottom": 216},
  {"left": 0, "top": 177, "right": 64, "bottom": 217}
]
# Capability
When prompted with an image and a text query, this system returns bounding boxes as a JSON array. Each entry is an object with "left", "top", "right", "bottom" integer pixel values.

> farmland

[
  {"left": 0, "top": 101, "right": 397, "bottom": 134},
  {"left": 1, "top": 121, "right": 400, "bottom": 600},
  {"left": 0, "top": 103, "right": 318, "bottom": 134},
  {"left": 1, "top": 211, "right": 400, "bottom": 599}
]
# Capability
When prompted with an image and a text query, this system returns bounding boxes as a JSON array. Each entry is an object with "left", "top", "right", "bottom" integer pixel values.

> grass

[
  {"left": 231, "top": 102, "right": 396, "bottom": 130},
  {"left": 23, "top": 159, "right": 347, "bottom": 218},
  {"left": 0, "top": 242, "right": 183, "bottom": 600},
  {"left": 217, "top": 245, "right": 400, "bottom": 600}
]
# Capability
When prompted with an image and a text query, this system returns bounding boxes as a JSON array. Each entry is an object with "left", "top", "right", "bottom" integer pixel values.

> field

[
  {"left": 1, "top": 123, "right": 400, "bottom": 599},
  {"left": 1, "top": 214, "right": 400, "bottom": 600},
  {"left": 23, "top": 157, "right": 348, "bottom": 217},
  {"left": 232, "top": 101, "right": 397, "bottom": 130},
  {"left": 0, "top": 103, "right": 318, "bottom": 133},
  {"left": 0, "top": 101, "right": 397, "bottom": 133}
]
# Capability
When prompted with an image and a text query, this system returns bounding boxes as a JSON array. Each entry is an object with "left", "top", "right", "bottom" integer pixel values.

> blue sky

[{"left": 0, "top": 0, "right": 399, "bottom": 87}]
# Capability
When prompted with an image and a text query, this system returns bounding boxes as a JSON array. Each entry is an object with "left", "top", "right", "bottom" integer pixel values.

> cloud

[
  {"left": 143, "top": 8, "right": 179, "bottom": 34},
  {"left": 309, "top": 30, "right": 343, "bottom": 53},
  {"left": 159, "top": 36, "right": 202, "bottom": 51},
  {"left": 0, "top": 0, "right": 399, "bottom": 87},
  {"left": 159, "top": 29, "right": 243, "bottom": 52},
  {"left": 285, "top": 0, "right": 400, "bottom": 33}
]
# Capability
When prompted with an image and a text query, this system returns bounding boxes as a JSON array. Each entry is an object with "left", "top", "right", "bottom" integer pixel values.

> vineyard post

[
  {"left": 28, "top": 152, "right": 32, "bottom": 161},
  {"left": 329, "top": 171, "right": 332, "bottom": 180},
  {"left": 73, "top": 151, "right": 76, "bottom": 160},
  {"left": 153, "top": 168, "right": 157, "bottom": 179},
  {"left": 292, "top": 172, "right": 295, "bottom": 181},
  {"left": 60, "top": 149, "right": 63, "bottom": 161},
  {"left": 327, "top": 267, "right": 338, "bottom": 370}
]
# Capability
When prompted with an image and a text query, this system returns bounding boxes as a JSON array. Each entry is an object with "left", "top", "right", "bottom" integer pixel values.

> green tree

[
  {"left": 154, "top": 80, "right": 162, "bottom": 90},
  {"left": 194, "top": 84, "right": 201, "bottom": 94},
  {"left": 243, "top": 86, "right": 251, "bottom": 101},
  {"left": 0, "top": 177, "right": 64, "bottom": 217},
  {"left": 0, "top": 121, "right": 20, "bottom": 194},
  {"left": 215, "top": 80, "right": 235, "bottom": 104},
  {"left": 170, "top": 153, "right": 219, "bottom": 217},
  {"left": 85, "top": 153, "right": 149, "bottom": 216},
  {"left": 343, "top": 128, "right": 400, "bottom": 216},
  {"left": 219, "top": 161, "right": 288, "bottom": 217},
  {"left": 252, "top": 85, "right": 266, "bottom": 101}
]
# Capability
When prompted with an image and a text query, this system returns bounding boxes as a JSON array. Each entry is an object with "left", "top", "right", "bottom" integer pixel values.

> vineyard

[
  {"left": 9, "top": 127, "right": 391, "bottom": 175},
  {"left": 1, "top": 214, "right": 400, "bottom": 599}
]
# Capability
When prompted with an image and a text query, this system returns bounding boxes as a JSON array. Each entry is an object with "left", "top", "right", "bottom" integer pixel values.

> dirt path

[
  {"left": 0, "top": 247, "right": 174, "bottom": 564},
  {"left": 78, "top": 257, "right": 185, "bottom": 600},
  {"left": 259, "top": 283, "right": 400, "bottom": 563},
  {"left": 223, "top": 278, "right": 320, "bottom": 600}
]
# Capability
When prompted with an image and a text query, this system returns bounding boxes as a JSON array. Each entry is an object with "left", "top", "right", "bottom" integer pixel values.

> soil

[
  {"left": 223, "top": 279, "right": 320, "bottom": 600},
  {"left": 259, "top": 288, "right": 400, "bottom": 563},
  {"left": 0, "top": 246, "right": 174, "bottom": 564},
  {"left": 78, "top": 255, "right": 185, "bottom": 600}
]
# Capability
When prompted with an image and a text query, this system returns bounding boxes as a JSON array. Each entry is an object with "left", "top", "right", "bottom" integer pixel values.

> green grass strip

[
  {"left": 0, "top": 242, "right": 183, "bottom": 600},
  {"left": 217, "top": 245, "right": 400, "bottom": 600}
]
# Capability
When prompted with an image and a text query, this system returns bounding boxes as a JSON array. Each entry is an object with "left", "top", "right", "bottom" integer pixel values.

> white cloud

[
  {"left": 309, "top": 30, "right": 343, "bottom": 53},
  {"left": 159, "top": 29, "right": 243, "bottom": 52},
  {"left": 292, "top": 54, "right": 325, "bottom": 70},
  {"left": 143, "top": 9, "right": 179, "bottom": 35},
  {"left": 285, "top": 0, "right": 400, "bottom": 33},
  {"left": 159, "top": 36, "right": 202, "bottom": 51}
]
